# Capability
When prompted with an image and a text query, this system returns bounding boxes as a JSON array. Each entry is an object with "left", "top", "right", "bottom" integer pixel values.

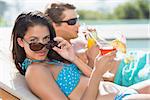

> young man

[{"left": 44, "top": 2, "right": 99, "bottom": 67}]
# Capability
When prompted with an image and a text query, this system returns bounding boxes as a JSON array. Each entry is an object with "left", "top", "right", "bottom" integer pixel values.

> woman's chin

[{"left": 35, "top": 55, "right": 47, "bottom": 60}]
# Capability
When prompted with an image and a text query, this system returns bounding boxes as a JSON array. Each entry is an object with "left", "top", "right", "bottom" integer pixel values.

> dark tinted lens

[
  {"left": 29, "top": 43, "right": 45, "bottom": 51},
  {"left": 67, "top": 18, "right": 77, "bottom": 25},
  {"left": 46, "top": 40, "right": 59, "bottom": 49}
]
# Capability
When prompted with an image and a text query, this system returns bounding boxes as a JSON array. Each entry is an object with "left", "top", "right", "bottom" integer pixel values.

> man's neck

[{"left": 66, "top": 39, "right": 71, "bottom": 43}]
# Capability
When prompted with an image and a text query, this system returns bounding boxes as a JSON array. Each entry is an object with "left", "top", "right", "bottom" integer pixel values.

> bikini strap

[
  {"left": 21, "top": 58, "right": 45, "bottom": 71},
  {"left": 47, "top": 60, "right": 67, "bottom": 66},
  {"left": 21, "top": 58, "right": 64, "bottom": 71}
]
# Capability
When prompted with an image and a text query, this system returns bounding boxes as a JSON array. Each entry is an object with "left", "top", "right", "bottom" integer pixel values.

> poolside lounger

[{"left": 0, "top": 51, "right": 39, "bottom": 100}]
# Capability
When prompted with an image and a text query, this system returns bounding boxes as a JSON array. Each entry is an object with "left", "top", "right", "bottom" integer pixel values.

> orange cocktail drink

[{"left": 87, "top": 37, "right": 96, "bottom": 49}]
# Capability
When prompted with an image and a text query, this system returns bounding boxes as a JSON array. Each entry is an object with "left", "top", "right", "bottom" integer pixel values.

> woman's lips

[{"left": 36, "top": 51, "right": 47, "bottom": 56}]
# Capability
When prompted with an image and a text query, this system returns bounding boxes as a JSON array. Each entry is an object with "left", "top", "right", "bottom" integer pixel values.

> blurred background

[{"left": 0, "top": 0, "right": 150, "bottom": 51}]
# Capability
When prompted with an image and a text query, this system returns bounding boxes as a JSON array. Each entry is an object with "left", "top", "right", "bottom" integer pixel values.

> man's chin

[
  {"left": 74, "top": 34, "right": 79, "bottom": 38},
  {"left": 64, "top": 35, "right": 78, "bottom": 41},
  {"left": 71, "top": 36, "right": 78, "bottom": 40}
]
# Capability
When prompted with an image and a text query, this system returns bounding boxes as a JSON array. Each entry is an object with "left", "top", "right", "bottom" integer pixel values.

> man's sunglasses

[
  {"left": 59, "top": 18, "right": 79, "bottom": 25},
  {"left": 23, "top": 39, "right": 59, "bottom": 51}
]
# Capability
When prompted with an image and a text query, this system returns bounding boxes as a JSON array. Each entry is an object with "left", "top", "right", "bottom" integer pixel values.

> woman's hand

[
  {"left": 52, "top": 37, "right": 77, "bottom": 62},
  {"left": 94, "top": 50, "right": 117, "bottom": 75}
]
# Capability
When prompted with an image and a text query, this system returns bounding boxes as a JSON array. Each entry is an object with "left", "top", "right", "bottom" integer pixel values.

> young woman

[{"left": 11, "top": 11, "right": 149, "bottom": 100}]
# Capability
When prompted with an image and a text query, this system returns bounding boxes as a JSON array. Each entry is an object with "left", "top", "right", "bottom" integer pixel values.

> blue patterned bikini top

[{"left": 21, "top": 58, "right": 81, "bottom": 96}]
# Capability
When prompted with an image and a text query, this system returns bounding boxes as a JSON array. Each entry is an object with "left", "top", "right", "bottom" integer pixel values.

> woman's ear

[{"left": 17, "top": 38, "right": 24, "bottom": 47}]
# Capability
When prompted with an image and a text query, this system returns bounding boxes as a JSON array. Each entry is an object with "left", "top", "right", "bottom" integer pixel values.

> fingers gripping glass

[
  {"left": 23, "top": 39, "right": 59, "bottom": 51},
  {"left": 59, "top": 18, "right": 79, "bottom": 25}
]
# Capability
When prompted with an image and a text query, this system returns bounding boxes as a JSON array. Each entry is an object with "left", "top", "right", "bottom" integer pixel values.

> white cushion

[{"left": 0, "top": 27, "right": 39, "bottom": 100}]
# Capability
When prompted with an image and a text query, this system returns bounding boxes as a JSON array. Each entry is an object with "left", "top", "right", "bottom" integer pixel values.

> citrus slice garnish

[{"left": 111, "top": 39, "right": 126, "bottom": 54}]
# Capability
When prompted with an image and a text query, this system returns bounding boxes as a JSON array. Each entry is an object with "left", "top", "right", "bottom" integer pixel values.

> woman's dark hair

[
  {"left": 11, "top": 11, "right": 57, "bottom": 75},
  {"left": 44, "top": 3, "right": 76, "bottom": 24}
]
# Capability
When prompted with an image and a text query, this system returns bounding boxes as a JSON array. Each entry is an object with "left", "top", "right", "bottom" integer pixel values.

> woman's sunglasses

[
  {"left": 59, "top": 18, "right": 79, "bottom": 25},
  {"left": 23, "top": 39, "right": 59, "bottom": 51}
]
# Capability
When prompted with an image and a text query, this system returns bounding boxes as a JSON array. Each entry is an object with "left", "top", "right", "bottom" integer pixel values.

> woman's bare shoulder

[
  {"left": 25, "top": 62, "right": 51, "bottom": 79},
  {"left": 24, "top": 62, "right": 67, "bottom": 99}
]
